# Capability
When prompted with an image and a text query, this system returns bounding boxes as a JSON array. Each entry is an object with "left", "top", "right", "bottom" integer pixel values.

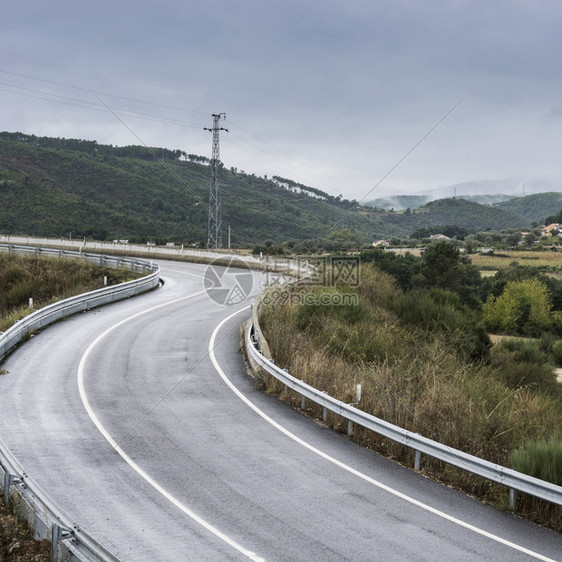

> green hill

[
  {"left": 411, "top": 198, "right": 531, "bottom": 230},
  {"left": 378, "top": 198, "right": 531, "bottom": 236},
  {"left": 495, "top": 192, "right": 562, "bottom": 223},
  {"left": 0, "top": 132, "right": 388, "bottom": 245},
  {"left": 0, "top": 132, "right": 535, "bottom": 245}
]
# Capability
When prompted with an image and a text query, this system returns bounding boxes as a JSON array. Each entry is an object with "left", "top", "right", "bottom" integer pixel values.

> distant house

[
  {"left": 428, "top": 234, "right": 450, "bottom": 241},
  {"left": 540, "top": 223, "right": 560, "bottom": 237},
  {"left": 372, "top": 239, "right": 389, "bottom": 247}
]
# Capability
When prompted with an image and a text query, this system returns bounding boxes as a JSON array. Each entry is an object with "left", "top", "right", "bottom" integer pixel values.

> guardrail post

[
  {"left": 2, "top": 473, "right": 22, "bottom": 503},
  {"left": 301, "top": 394, "right": 306, "bottom": 410},
  {"left": 414, "top": 450, "right": 421, "bottom": 471},
  {"left": 3, "top": 473, "right": 13, "bottom": 503},
  {"left": 51, "top": 524, "right": 71, "bottom": 562},
  {"left": 51, "top": 524, "right": 62, "bottom": 561},
  {"left": 347, "top": 420, "right": 353, "bottom": 436},
  {"left": 509, "top": 488, "right": 516, "bottom": 510}
]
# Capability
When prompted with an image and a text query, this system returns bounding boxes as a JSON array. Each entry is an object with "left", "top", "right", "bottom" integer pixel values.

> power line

[
  {"left": 0, "top": 69, "right": 209, "bottom": 116},
  {"left": 325, "top": 95, "right": 467, "bottom": 237},
  {"left": 0, "top": 82, "right": 205, "bottom": 129}
]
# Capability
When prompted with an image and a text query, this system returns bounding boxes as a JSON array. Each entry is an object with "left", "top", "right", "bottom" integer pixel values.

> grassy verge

[
  {"left": 259, "top": 264, "right": 562, "bottom": 531},
  {"left": 0, "top": 253, "right": 141, "bottom": 332}
]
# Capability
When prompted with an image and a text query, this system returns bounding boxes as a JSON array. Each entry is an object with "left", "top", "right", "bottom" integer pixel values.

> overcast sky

[{"left": 2, "top": 0, "right": 562, "bottom": 200}]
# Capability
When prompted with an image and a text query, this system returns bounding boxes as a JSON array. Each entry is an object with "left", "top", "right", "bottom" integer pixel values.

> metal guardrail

[
  {"left": 1, "top": 442, "right": 121, "bottom": 561},
  {"left": 0, "top": 244, "right": 160, "bottom": 560},
  {"left": 0, "top": 244, "right": 159, "bottom": 362},
  {"left": 246, "top": 319, "right": 562, "bottom": 509},
  {"left": 0, "top": 236, "right": 315, "bottom": 278}
]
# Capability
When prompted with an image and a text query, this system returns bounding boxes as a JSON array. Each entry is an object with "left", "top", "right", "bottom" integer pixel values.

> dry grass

[
  {"left": 259, "top": 264, "right": 562, "bottom": 530},
  {"left": 0, "top": 254, "right": 139, "bottom": 331},
  {"left": 471, "top": 250, "right": 562, "bottom": 270}
]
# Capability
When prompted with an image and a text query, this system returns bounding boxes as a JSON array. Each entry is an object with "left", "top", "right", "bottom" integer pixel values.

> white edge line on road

[
  {"left": 209, "top": 308, "right": 558, "bottom": 562},
  {"left": 77, "top": 291, "right": 265, "bottom": 562}
]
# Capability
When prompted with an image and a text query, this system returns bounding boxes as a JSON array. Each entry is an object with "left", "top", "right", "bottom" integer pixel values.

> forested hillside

[
  {"left": 374, "top": 198, "right": 531, "bottom": 237},
  {"left": 0, "top": 132, "right": 390, "bottom": 245},
  {"left": 495, "top": 192, "right": 562, "bottom": 223},
  {"left": 0, "top": 132, "right": 537, "bottom": 245},
  {"left": 402, "top": 198, "right": 531, "bottom": 231}
]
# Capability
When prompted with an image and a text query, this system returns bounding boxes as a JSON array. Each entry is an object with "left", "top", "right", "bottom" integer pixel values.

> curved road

[{"left": 0, "top": 259, "right": 560, "bottom": 561}]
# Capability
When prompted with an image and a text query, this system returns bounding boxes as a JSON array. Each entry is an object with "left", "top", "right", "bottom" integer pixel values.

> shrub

[
  {"left": 0, "top": 264, "right": 27, "bottom": 286},
  {"left": 552, "top": 340, "right": 562, "bottom": 367},
  {"left": 483, "top": 278, "right": 552, "bottom": 337},
  {"left": 3, "top": 281, "right": 34, "bottom": 310},
  {"left": 490, "top": 343, "right": 557, "bottom": 392},
  {"left": 511, "top": 438, "right": 562, "bottom": 486},
  {"left": 392, "top": 289, "right": 490, "bottom": 362},
  {"left": 295, "top": 288, "right": 368, "bottom": 332},
  {"left": 513, "top": 340, "right": 553, "bottom": 366},
  {"left": 539, "top": 332, "right": 557, "bottom": 353},
  {"left": 494, "top": 338, "right": 554, "bottom": 368}
]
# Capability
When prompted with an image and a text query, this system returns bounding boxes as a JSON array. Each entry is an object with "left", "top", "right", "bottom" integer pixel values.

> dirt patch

[{"left": 0, "top": 495, "right": 50, "bottom": 561}]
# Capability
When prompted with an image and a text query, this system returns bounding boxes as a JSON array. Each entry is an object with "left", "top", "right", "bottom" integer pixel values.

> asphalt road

[{"left": 0, "top": 259, "right": 560, "bottom": 561}]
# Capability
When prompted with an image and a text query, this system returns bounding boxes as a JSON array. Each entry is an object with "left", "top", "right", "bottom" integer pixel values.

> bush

[
  {"left": 491, "top": 355, "right": 556, "bottom": 391},
  {"left": 539, "top": 332, "right": 557, "bottom": 353},
  {"left": 552, "top": 340, "right": 562, "bottom": 366},
  {"left": 392, "top": 289, "right": 490, "bottom": 362},
  {"left": 295, "top": 288, "right": 367, "bottom": 332},
  {"left": 495, "top": 338, "right": 554, "bottom": 367},
  {"left": 490, "top": 341, "right": 557, "bottom": 392},
  {"left": 511, "top": 438, "right": 562, "bottom": 486},
  {"left": 483, "top": 278, "right": 552, "bottom": 337}
]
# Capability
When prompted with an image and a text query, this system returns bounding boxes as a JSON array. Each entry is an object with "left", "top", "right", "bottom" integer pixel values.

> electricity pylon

[{"left": 205, "top": 113, "right": 228, "bottom": 249}]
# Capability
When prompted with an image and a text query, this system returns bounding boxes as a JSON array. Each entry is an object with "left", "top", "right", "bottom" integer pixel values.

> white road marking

[
  {"left": 77, "top": 291, "right": 265, "bottom": 562},
  {"left": 210, "top": 308, "right": 558, "bottom": 562}
]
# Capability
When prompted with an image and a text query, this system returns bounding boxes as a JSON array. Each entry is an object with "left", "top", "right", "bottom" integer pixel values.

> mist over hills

[{"left": 366, "top": 180, "right": 561, "bottom": 212}]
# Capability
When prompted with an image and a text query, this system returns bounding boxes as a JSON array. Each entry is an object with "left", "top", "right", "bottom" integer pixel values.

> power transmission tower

[{"left": 204, "top": 113, "right": 228, "bottom": 249}]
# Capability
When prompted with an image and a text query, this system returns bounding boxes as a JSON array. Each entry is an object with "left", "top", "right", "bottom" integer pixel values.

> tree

[
  {"left": 421, "top": 241, "right": 460, "bottom": 290},
  {"left": 505, "top": 232, "right": 522, "bottom": 247},
  {"left": 483, "top": 278, "right": 552, "bottom": 336}
]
